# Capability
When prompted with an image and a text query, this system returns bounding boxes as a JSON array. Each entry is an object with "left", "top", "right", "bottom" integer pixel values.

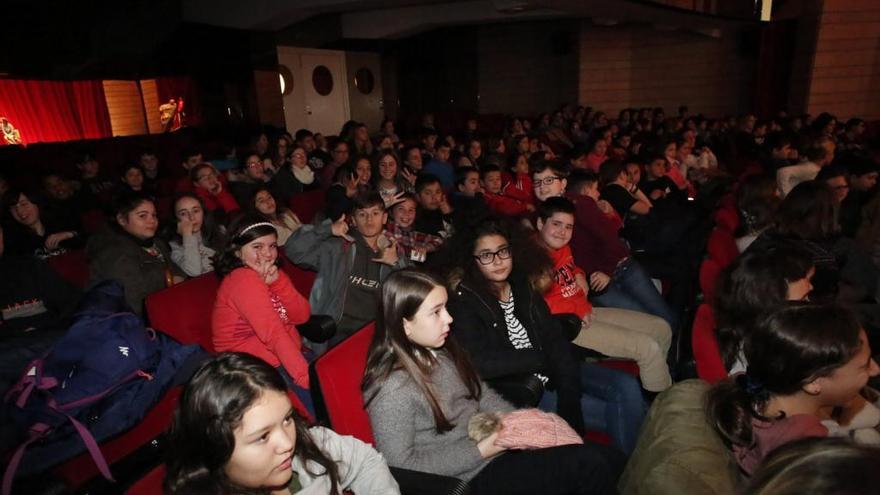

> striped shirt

[{"left": 499, "top": 292, "right": 549, "bottom": 384}]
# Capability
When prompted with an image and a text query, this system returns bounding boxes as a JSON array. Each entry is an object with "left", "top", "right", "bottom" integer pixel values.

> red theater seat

[
  {"left": 712, "top": 206, "right": 739, "bottom": 234},
  {"left": 47, "top": 249, "right": 90, "bottom": 289},
  {"left": 289, "top": 189, "right": 326, "bottom": 225},
  {"left": 279, "top": 256, "right": 317, "bottom": 297},
  {"left": 145, "top": 273, "right": 220, "bottom": 351},
  {"left": 125, "top": 464, "right": 165, "bottom": 495},
  {"left": 706, "top": 228, "right": 739, "bottom": 269},
  {"left": 311, "top": 323, "right": 376, "bottom": 444},
  {"left": 691, "top": 304, "right": 726, "bottom": 384},
  {"left": 699, "top": 258, "right": 723, "bottom": 303}
]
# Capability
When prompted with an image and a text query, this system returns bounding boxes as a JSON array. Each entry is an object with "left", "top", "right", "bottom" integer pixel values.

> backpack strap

[{"left": 2, "top": 423, "right": 52, "bottom": 495}]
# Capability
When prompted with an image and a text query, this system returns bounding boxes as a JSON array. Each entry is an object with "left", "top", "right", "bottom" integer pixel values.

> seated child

[
  {"left": 536, "top": 197, "right": 672, "bottom": 392},
  {"left": 385, "top": 193, "right": 444, "bottom": 263}
]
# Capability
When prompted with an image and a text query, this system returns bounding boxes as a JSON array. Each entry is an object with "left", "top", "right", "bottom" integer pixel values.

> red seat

[
  {"left": 145, "top": 273, "right": 220, "bottom": 351},
  {"left": 279, "top": 256, "right": 317, "bottom": 298},
  {"left": 712, "top": 206, "right": 739, "bottom": 234},
  {"left": 125, "top": 464, "right": 165, "bottom": 495},
  {"left": 699, "top": 258, "right": 723, "bottom": 303},
  {"left": 50, "top": 388, "right": 181, "bottom": 489},
  {"left": 289, "top": 189, "right": 326, "bottom": 225},
  {"left": 706, "top": 228, "right": 739, "bottom": 269},
  {"left": 80, "top": 209, "right": 107, "bottom": 234},
  {"left": 691, "top": 304, "right": 727, "bottom": 384},
  {"left": 47, "top": 249, "right": 90, "bottom": 289},
  {"left": 311, "top": 323, "right": 376, "bottom": 444}
]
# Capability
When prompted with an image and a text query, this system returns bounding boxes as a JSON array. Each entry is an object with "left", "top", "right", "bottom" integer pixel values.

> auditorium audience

[
  {"left": 87, "top": 192, "right": 182, "bottom": 315},
  {"left": 706, "top": 304, "right": 878, "bottom": 475},
  {"left": 165, "top": 352, "right": 399, "bottom": 495},
  {"left": 212, "top": 215, "right": 312, "bottom": 407},
  {"left": 2, "top": 188, "right": 84, "bottom": 257},
  {"left": 286, "top": 193, "right": 410, "bottom": 346},
  {"left": 2, "top": 96, "right": 879, "bottom": 490},
  {"left": 166, "top": 193, "right": 226, "bottom": 277},
  {"left": 362, "top": 269, "right": 625, "bottom": 494},
  {"left": 247, "top": 187, "right": 301, "bottom": 247}
]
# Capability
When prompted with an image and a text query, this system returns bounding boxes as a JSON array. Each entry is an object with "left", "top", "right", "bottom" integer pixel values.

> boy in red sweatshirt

[
  {"left": 481, "top": 164, "right": 533, "bottom": 217},
  {"left": 536, "top": 196, "right": 672, "bottom": 392}
]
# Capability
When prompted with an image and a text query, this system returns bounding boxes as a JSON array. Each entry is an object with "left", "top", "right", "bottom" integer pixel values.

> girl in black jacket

[{"left": 441, "top": 217, "right": 647, "bottom": 453}]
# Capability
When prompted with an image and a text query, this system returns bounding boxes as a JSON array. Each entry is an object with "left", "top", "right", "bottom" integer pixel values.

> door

[{"left": 301, "top": 52, "right": 350, "bottom": 136}]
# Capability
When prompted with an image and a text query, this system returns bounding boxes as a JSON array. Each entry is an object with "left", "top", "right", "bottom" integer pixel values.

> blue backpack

[{"left": 1, "top": 281, "right": 202, "bottom": 495}]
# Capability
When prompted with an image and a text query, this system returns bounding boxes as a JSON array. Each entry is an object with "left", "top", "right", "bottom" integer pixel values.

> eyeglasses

[
  {"left": 533, "top": 176, "right": 563, "bottom": 188},
  {"left": 473, "top": 246, "right": 512, "bottom": 265}
]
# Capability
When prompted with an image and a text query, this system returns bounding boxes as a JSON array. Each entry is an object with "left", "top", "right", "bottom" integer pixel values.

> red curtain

[
  {"left": 0, "top": 79, "right": 113, "bottom": 145},
  {"left": 71, "top": 80, "right": 113, "bottom": 140},
  {"left": 156, "top": 76, "right": 201, "bottom": 127}
]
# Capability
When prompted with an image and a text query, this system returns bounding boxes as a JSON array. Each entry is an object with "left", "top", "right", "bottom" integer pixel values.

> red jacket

[
  {"left": 484, "top": 191, "right": 530, "bottom": 217},
  {"left": 543, "top": 245, "right": 592, "bottom": 319},
  {"left": 503, "top": 172, "right": 535, "bottom": 205},
  {"left": 212, "top": 267, "right": 311, "bottom": 387},
  {"left": 195, "top": 186, "right": 240, "bottom": 215}
]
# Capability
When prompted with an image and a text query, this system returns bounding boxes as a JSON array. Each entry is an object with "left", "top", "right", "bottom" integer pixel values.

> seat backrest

[
  {"left": 125, "top": 464, "right": 165, "bottom": 495},
  {"left": 279, "top": 256, "right": 317, "bottom": 297},
  {"left": 699, "top": 258, "right": 723, "bottom": 303},
  {"left": 712, "top": 207, "right": 740, "bottom": 234},
  {"left": 311, "top": 323, "right": 376, "bottom": 444},
  {"left": 691, "top": 304, "right": 727, "bottom": 384},
  {"left": 289, "top": 189, "right": 326, "bottom": 225},
  {"left": 619, "top": 379, "right": 738, "bottom": 495},
  {"left": 707, "top": 229, "right": 739, "bottom": 269},
  {"left": 47, "top": 249, "right": 90, "bottom": 289},
  {"left": 145, "top": 273, "right": 219, "bottom": 350}
]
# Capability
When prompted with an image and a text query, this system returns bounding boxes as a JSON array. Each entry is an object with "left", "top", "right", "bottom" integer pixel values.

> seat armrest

[
  {"left": 298, "top": 314, "right": 336, "bottom": 343},
  {"left": 485, "top": 373, "right": 544, "bottom": 408},
  {"left": 390, "top": 467, "right": 470, "bottom": 495}
]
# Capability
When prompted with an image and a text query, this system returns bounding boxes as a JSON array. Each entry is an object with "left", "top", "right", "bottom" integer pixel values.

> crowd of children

[{"left": 2, "top": 105, "right": 880, "bottom": 493}]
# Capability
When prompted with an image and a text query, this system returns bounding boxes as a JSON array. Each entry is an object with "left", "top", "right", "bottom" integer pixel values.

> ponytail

[{"left": 706, "top": 303, "right": 862, "bottom": 448}]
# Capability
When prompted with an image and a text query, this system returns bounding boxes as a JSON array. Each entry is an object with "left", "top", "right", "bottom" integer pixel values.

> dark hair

[
  {"left": 113, "top": 191, "right": 155, "bottom": 219},
  {"left": 120, "top": 164, "right": 144, "bottom": 179},
  {"left": 351, "top": 191, "right": 385, "bottom": 213},
  {"left": 362, "top": 270, "right": 482, "bottom": 433},
  {"left": 166, "top": 192, "right": 227, "bottom": 250},
  {"left": 414, "top": 173, "right": 441, "bottom": 194},
  {"left": 164, "top": 352, "right": 340, "bottom": 495},
  {"left": 371, "top": 149, "right": 403, "bottom": 189},
  {"left": 815, "top": 165, "right": 847, "bottom": 183},
  {"left": 844, "top": 118, "right": 865, "bottom": 131},
  {"left": 294, "top": 129, "right": 313, "bottom": 142},
  {"left": 246, "top": 186, "right": 291, "bottom": 222},
  {"left": 774, "top": 181, "right": 837, "bottom": 240},
  {"left": 714, "top": 245, "right": 814, "bottom": 369},
  {"left": 437, "top": 216, "right": 551, "bottom": 299},
  {"left": 214, "top": 213, "right": 279, "bottom": 278},
  {"left": 536, "top": 196, "right": 575, "bottom": 221},
  {"left": 454, "top": 167, "right": 479, "bottom": 187},
  {"left": 2, "top": 188, "right": 44, "bottom": 212},
  {"left": 333, "top": 164, "right": 357, "bottom": 184},
  {"left": 736, "top": 174, "right": 780, "bottom": 237},
  {"left": 189, "top": 163, "right": 216, "bottom": 183},
  {"left": 479, "top": 164, "right": 502, "bottom": 180},
  {"left": 706, "top": 304, "right": 862, "bottom": 449},
  {"left": 529, "top": 160, "right": 569, "bottom": 179},
  {"left": 746, "top": 437, "right": 880, "bottom": 495},
  {"left": 598, "top": 159, "right": 625, "bottom": 187},
  {"left": 846, "top": 155, "right": 878, "bottom": 177},
  {"left": 566, "top": 168, "right": 599, "bottom": 194},
  {"left": 180, "top": 146, "right": 201, "bottom": 163},
  {"left": 765, "top": 131, "right": 791, "bottom": 152}
]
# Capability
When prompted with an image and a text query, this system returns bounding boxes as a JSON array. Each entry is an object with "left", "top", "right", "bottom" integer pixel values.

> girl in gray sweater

[{"left": 363, "top": 269, "right": 625, "bottom": 495}]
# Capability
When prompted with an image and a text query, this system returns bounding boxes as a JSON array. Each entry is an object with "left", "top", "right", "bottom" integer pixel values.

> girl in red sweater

[{"left": 212, "top": 214, "right": 312, "bottom": 410}]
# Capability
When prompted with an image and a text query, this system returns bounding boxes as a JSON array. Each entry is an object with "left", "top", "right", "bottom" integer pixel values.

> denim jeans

[
  {"left": 590, "top": 258, "right": 678, "bottom": 331},
  {"left": 539, "top": 362, "right": 647, "bottom": 455}
]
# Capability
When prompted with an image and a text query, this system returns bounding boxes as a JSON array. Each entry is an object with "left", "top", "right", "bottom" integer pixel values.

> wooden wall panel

[
  {"left": 102, "top": 80, "right": 147, "bottom": 137},
  {"left": 578, "top": 24, "right": 754, "bottom": 117},
  {"left": 253, "top": 70, "right": 286, "bottom": 128},
  {"left": 139, "top": 79, "right": 163, "bottom": 134},
  {"left": 805, "top": 0, "right": 880, "bottom": 119}
]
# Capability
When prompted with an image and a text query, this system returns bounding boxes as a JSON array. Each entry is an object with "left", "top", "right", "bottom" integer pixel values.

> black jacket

[{"left": 446, "top": 273, "right": 585, "bottom": 433}]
